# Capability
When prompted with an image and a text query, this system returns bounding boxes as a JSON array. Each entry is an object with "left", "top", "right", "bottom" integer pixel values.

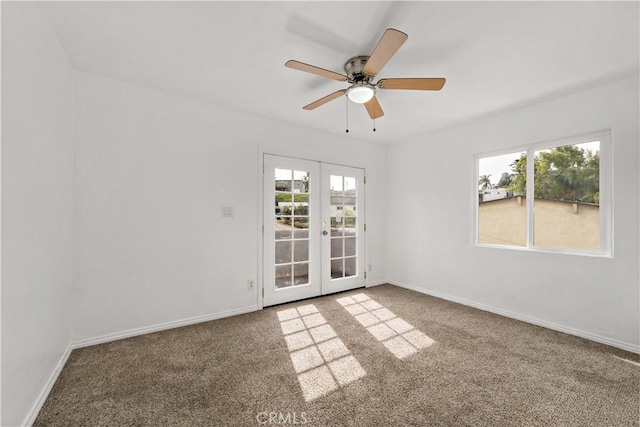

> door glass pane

[
  {"left": 294, "top": 217, "right": 309, "bottom": 229},
  {"left": 344, "top": 237, "right": 356, "bottom": 257},
  {"left": 275, "top": 241, "right": 292, "bottom": 264},
  {"left": 275, "top": 169, "right": 292, "bottom": 190},
  {"left": 275, "top": 173, "right": 293, "bottom": 240},
  {"left": 293, "top": 203, "right": 309, "bottom": 216},
  {"left": 293, "top": 263, "right": 309, "bottom": 285},
  {"left": 344, "top": 216, "right": 356, "bottom": 233},
  {"left": 276, "top": 191, "right": 293, "bottom": 204},
  {"left": 344, "top": 257, "right": 356, "bottom": 277},
  {"left": 293, "top": 240, "right": 309, "bottom": 262},
  {"left": 278, "top": 216, "right": 292, "bottom": 229},
  {"left": 293, "top": 228, "right": 309, "bottom": 239},
  {"left": 293, "top": 170, "right": 310, "bottom": 193},
  {"left": 331, "top": 238, "right": 344, "bottom": 258},
  {"left": 275, "top": 217, "right": 292, "bottom": 240},
  {"left": 275, "top": 265, "right": 292, "bottom": 288},
  {"left": 343, "top": 199, "right": 356, "bottom": 216},
  {"left": 331, "top": 193, "right": 344, "bottom": 239},
  {"left": 344, "top": 177, "right": 356, "bottom": 195},
  {"left": 331, "top": 198, "right": 344, "bottom": 212},
  {"left": 330, "top": 175, "right": 344, "bottom": 195},
  {"left": 330, "top": 217, "right": 344, "bottom": 236},
  {"left": 331, "top": 259, "right": 344, "bottom": 279}
]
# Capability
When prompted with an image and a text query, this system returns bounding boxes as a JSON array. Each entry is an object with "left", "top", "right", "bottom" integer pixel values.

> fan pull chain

[
  {"left": 345, "top": 97, "right": 349, "bottom": 133},
  {"left": 373, "top": 103, "right": 377, "bottom": 132}
]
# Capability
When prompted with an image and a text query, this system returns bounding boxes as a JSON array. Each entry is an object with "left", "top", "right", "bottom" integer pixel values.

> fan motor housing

[{"left": 344, "top": 56, "right": 372, "bottom": 83}]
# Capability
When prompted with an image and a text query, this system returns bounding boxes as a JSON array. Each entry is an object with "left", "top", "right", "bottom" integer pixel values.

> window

[{"left": 474, "top": 131, "right": 611, "bottom": 256}]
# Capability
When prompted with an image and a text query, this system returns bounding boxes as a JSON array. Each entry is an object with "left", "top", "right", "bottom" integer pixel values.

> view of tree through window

[{"left": 477, "top": 139, "right": 603, "bottom": 252}]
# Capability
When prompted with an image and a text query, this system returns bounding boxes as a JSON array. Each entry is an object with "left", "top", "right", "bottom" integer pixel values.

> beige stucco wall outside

[{"left": 478, "top": 197, "right": 599, "bottom": 249}]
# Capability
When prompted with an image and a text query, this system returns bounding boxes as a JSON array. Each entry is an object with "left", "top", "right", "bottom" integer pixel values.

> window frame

[{"left": 473, "top": 130, "right": 613, "bottom": 258}]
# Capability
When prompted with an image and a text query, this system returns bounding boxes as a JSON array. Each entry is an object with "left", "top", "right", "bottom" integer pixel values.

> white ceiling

[{"left": 38, "top": 1, "right": 639, "bottom": 143}]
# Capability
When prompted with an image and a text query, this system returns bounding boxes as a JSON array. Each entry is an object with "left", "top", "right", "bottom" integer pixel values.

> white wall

[
  {"left": 2, "top": 4, "right": 634, "bottom": 424},
  {"left": 1, "top": 3, "right": 74, "bottom": 425},
  {"left": 72, "top": 71, "right": 387, "bottom": 342},
  {"left": 387, "top": 76, "right": 640, "bottom": 351}
]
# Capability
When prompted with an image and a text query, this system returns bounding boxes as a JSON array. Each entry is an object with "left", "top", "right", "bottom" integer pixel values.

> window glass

[
  {"left": 475, "top": 134, "right": 608, "bottom": 256},
  {"left": 477, "top": 151, "right": 526, "bottom": 246},
  {"left": 533, "top": 141, "right": 600, "bottom": 249}
]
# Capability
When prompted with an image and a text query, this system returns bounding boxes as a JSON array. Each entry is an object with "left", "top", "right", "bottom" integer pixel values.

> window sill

[{"left": 473, "top": 242, "right": 613, "bottom": 259}]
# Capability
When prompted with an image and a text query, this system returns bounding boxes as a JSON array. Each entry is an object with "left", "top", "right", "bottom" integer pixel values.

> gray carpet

[{"left": 35, "top": 285, "right": 639, "bottom": 426}]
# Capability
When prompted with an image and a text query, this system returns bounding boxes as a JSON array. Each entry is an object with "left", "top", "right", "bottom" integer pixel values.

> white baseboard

[
  {"left": 389, "top": 281, "right": 640, "bottom": 354},
  {"left": 72, "top": 305, "right": 259, "bottom": 349},
  {"left": 23, "top": 305, "right": 259, "bottom": 426},
  {"left": 22, "top": 343, "right": 72, "bottom": 427},
  {"left": 366, "top": 280, "right": 387, "bottom": 288}
]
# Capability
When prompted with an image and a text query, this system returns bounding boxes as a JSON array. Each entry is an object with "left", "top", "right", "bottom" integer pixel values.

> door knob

[{"left": 322, "top": 230, "right": 328, "bottom": 236}]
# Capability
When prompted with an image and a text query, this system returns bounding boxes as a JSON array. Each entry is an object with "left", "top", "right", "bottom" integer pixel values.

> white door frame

[{"left": 260, "top": 153, "right": 366, "bottom": 307}]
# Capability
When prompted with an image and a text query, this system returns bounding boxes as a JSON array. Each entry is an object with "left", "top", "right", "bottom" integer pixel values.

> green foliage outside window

[
  {"left": 505, "top": 145, "right": 599, "bottom": 204},
  {"left": 275, "top": 193, "right": 309, "bottom": 203}
]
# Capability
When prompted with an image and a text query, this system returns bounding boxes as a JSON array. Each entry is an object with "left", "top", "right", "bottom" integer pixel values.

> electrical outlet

[
  {"left": 247, "top": 279, "right": 255, "bottom": 290},
  {"left": 222, "top": 206, "right": 234, "bottom": 217},
  {"left": 368, "top": 264, "right": 372, "bottom": 272}
]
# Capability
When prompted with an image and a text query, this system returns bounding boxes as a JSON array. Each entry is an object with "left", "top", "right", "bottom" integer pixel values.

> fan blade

[
  {"left": 378, "top": 78, "right": 446, "bottom": 91},
  {"left": 303, "top": 90, "right": 346, "bottom": 110},
  {"left": 364, "top": 96, "right": 384, "bottom": 119},
  {"left": 285, "top": 60, "right": 347, "bottom": 81},
  {"left": 363, "top": 28, "right": 408, "bottom": 77}
]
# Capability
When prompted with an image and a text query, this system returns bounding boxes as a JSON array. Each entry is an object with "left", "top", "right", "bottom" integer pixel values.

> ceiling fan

[{"left": 285, "top": 28, "right": 446, "bottom": 120}]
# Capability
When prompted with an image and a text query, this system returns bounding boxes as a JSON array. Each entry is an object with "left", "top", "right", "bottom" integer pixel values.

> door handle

[{"left": 322, "top": 230, "right": 328, "bottom": 236}]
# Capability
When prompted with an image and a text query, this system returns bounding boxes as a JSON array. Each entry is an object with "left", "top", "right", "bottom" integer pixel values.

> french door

[{"left": 263, "top": 155, "right": 365, "bottom": 306}]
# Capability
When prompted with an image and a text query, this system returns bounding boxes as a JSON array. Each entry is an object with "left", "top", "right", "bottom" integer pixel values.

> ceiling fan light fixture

[
  {"left": 286, "top": 28, "right": 445, "bottom": 121},
  {"left": 346, "top": 83, "right": 375, "bottom": 104}
]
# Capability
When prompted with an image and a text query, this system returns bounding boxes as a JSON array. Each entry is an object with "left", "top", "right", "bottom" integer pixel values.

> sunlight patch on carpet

[
  {"left": 277, "top": 304, "right": 366, "bottom": 401},
  {"left": 337, "top": 294, "right": 435, "bottom": 359}
]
